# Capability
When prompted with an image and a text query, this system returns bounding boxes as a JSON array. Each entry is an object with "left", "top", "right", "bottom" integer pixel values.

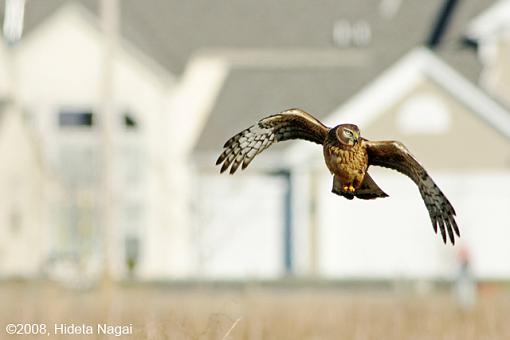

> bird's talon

[{"left": 342, "top": 185, "right": 356, "bottom": 193}]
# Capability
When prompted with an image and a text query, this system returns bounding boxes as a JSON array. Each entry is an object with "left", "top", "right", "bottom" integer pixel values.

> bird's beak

[{"left": 354, "top": 132, "right": 360, "bottom": 145}]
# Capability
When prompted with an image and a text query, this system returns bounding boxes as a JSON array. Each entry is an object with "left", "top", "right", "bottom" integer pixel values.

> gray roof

[
  {"left": 195, "top": 59, "right": 379, "bottom": 153},
  {"left": 0, "top": 0, "right": 492, "bottom": 76},
  {"left": 0, "top": 0, "right": 495, "bottom": 155},
  {"left": 193, "top": 0, "right": 494, "bottom": 154}
]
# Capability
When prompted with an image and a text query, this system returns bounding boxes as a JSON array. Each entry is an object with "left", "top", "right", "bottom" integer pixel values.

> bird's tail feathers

[
  {"left": 354, "top": 173, "right": 388, "bottom": 200},
  {"left": 331, "top": 173, "right": 388, "bottom": 200}
]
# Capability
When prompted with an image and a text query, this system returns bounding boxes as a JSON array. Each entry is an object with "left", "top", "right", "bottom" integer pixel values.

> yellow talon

[{"left": 343, "top": 185, "right": 356, "bottom": 193}]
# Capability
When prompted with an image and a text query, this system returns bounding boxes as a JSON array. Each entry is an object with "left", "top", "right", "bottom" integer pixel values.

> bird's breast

[{"left": 323, "top": 143, "right": 367, "bottom": 182}]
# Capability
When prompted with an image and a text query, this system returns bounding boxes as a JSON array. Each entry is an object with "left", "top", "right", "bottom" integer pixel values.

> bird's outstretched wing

[
  {"left": 363, "top": 140, "right": 459, "bottom": 244},
  {"left": 217, "top": 108, "right": 329, "bottom": 174}
]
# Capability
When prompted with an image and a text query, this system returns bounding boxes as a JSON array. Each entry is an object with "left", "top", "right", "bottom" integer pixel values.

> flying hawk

[{"left": 216, "top": 108, "right": 459, "bottom": 244}]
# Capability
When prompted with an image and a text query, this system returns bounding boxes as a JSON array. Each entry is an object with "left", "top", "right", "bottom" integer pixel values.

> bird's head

[{"left": 336, "top": 124, "right": 361, "bottom": 147}]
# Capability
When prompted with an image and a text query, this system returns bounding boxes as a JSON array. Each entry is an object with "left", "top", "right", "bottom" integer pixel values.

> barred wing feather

[{"left": 216, "top": 108, "right": 329, "bottom": 174}]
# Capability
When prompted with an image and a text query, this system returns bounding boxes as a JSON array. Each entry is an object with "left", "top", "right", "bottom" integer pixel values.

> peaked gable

[
  {"left": 286, "top": 48, "right": 510, "bottom": 168},
  {"left": 18, "top": 2, "right": 174, "bottom": 82}
]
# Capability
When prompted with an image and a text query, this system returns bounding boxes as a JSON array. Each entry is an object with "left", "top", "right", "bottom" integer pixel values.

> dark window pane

[
  {"left": 59, "top": 110, "right": 94, "bottom": 127},
  {"left": 124, "top": 113, "right": 137, "bottom": 129}
]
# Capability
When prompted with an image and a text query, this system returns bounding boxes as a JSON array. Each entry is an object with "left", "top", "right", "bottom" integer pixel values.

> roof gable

[
  {"left": 363, "top": 81, "right": 510, "bottom": 169},
  {"left": 15, "top": 1, "right": 174, "bottom": 81},
  {"left": 286, "top": 47, "right": 510, "bottom": 166},
  {"left": 331, "top": 48, "right": 510, "bottom": 136}
]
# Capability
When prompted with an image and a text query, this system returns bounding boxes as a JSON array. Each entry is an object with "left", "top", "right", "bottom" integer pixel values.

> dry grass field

[{"left": 0, "top": 281, "right": 509, "bottom": 340}]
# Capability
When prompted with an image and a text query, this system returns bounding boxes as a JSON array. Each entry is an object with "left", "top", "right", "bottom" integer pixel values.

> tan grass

[{"left": 0, "top": 282, "right": 508, "bottom": 340}]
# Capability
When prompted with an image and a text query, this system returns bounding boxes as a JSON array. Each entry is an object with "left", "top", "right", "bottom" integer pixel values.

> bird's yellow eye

[{"left": 343, "top": 129, "right": 353, "bottom": 138}]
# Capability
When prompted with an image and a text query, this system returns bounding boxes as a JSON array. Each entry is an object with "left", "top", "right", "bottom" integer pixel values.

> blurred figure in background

[{"left": 454, "top": 246, "right": 476, "bottom": 311}]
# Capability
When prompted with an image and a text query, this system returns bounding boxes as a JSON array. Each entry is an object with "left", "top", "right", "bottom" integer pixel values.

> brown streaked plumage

[{"left": 217, "top": 108, "right": 459, "bottom": 245}]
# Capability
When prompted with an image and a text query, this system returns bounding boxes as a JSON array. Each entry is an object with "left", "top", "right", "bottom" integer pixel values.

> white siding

[
  {"left": 317, "top": 170, "right": 510, "bottom": 279},
  {"left": 0, "top": 109, "right": 45, "bottom": 277},
  {"left": 194, "top": 174, "right": 286, "bottom": 278}
]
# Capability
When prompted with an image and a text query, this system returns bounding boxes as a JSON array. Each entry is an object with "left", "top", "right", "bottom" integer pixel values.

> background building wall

[
  {"left": 7, "top": 5, "right": 180, "bottom": 280},
  {"left": 0, "top": 106, "right": 45, "bottom": 277}
]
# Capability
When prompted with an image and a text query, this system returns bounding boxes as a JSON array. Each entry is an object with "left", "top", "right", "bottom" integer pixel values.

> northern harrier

[{"left": 216, "top": 108, "right": 459, "bottom": 244}]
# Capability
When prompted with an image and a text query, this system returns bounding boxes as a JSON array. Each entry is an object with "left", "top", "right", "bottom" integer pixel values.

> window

[
  {"left": 123, "top": 113, "right": 138, "bottom": 129},
  {"left": 58, "top": 143, "right": 101, "bottom": 184},
  {"left": 122, "top": 145, "right": 145, "bottom": 186},
  {"left": 333, "top": 20, "right": 352, "bottom": 47},
  {"left": 397, "top": 94, "right": 451, "bottom": 134},
  {"left": 58, "top": 110, "right": 94, "bottom": 128},
  {"left": 333, "top": 20, "right": 372, "bottom": 47},
  {"left": 58, "top": 109, "right": 139, "bottom": 129}
]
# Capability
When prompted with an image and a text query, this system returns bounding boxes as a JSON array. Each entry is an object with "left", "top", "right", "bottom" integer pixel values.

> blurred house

[
  {"left": 190, "top": 0, "right": 510, "bottom": 280},
  {"left": 0, "top": 0, "right": 508, "bottom": 282},
  {"left": 0, "top": 1, "right": 186, "bottom": 280}
]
